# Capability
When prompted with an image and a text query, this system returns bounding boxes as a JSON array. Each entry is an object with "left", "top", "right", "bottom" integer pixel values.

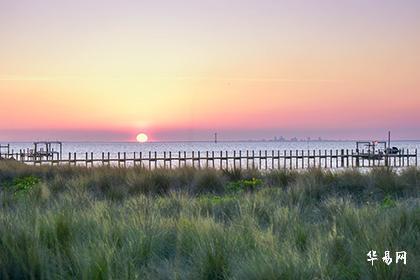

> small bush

[
  {"left": 3, "top": 175, "right": 42, "bottom": 198},
  {"left": 370, "top": 168, "right": 401, "bottom": 195},
  {"left": 265, "top": 169, "right": 298, "bottom": 188},
  {"left": 127, "top": 169, "right": 172, "bottom": 195},
  {"left": 222, "top": 168, "right": 243, "bottom": 181},
  {"left": 381, "top": 195, "right": 396, "bottom": 208},
  {"left": 193, "top": 169, "right": 226, "bottom": 194},
  {"left": 227, "top": 178, "right": 263, "bottom": 193}
]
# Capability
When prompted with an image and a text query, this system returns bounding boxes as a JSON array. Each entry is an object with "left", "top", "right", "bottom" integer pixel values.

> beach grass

[{"left": 0, "top": 160, "right": 419, "bottom": 279}]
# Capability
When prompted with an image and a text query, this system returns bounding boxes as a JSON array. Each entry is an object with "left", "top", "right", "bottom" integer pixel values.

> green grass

[{"left": 0, "top": 160, "right": 419, "bottom": 279}]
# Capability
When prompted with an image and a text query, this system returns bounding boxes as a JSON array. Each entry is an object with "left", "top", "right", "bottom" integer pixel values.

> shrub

[
  {"left": 3, "top": 175, "right": 42, "bottom": 198},
  {"left": 265, "top": 169, "right": 298, "bottom": 189},
  {"left": 227, "top": 178, "right": 263, "bottom": 193},
  {"left": 193, "top": 169, "right": 226, "bottom": 194},
  {"left": 380, "top": 195, "right": 396, "bottom": 208},
  {"left": 127, "top": 169, "right": 172, "bottom": 195},
  {"left": 370, "top": 168, "right": 400, "bottom": 195}
]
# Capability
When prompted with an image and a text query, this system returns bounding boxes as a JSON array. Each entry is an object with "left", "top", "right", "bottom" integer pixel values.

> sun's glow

[{"left": 136, "top": 133, "right": 148, "bottom": 143}]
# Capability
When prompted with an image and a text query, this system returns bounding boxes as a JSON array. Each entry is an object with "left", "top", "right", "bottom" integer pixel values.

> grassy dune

[{"left": 0, "top": 161, "right": 419, "bottom": 279}]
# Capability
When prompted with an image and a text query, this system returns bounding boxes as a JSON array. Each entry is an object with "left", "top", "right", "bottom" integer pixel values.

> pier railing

[{"left": 1, "top": 149, "right": 418, "bottom": 170}]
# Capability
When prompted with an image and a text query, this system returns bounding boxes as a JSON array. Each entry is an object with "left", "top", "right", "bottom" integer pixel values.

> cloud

[{"left": 0, "top": 75, "right": 343, "bottom": 83}]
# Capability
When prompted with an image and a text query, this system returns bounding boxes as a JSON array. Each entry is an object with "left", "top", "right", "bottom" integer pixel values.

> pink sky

[{"left": 1, "top": 0, "right": 419, "bottom": 141}]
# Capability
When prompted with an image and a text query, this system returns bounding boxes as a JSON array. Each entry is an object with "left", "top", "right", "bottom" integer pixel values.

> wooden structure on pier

[
  {"left": 0, "top": 144, "right": 10, "bottom": 159},
  {"left": 1, "top": 148, "right": 418, "bottom": 170},
  {"left": 0, "top": 142, "right": 63, "bottom": 162},
  {"left": 31, "top": 141, "right": 63, "bottom": 160}
]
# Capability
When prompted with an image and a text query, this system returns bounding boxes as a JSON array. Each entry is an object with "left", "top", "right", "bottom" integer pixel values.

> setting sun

[{"left": 136, "top": 133, "right": 148, "bottom": 143}]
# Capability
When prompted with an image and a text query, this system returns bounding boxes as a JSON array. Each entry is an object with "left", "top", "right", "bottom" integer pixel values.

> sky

[{"left": 1, "top": 0, "right": 419, "bottom": 142}]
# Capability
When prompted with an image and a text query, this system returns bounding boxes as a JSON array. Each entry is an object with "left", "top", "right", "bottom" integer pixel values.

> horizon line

[{"left": 2, "top": 139, "right": 420, "bottom": 144}]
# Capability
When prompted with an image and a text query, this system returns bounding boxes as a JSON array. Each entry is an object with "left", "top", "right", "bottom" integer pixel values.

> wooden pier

[{"left": 0, "top": 148, "right": 418, "bottom": 170}]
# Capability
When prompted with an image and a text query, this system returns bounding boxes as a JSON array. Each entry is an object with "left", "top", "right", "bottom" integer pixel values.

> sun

[{"left": 136, "top": 133, "right": 149, "bottom": 143}]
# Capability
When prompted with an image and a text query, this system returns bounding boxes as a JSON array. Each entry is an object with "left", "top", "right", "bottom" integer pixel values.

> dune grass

[{"left": 0, "top": 160, "right": 419, "bottom": 279}]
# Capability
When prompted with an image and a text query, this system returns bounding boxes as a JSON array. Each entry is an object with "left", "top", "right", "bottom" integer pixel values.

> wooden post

[
  {"left": 264, "top": 150, "right": 268, "bottom": 170},
  {"left": 154, "top": 152, "right": 157, "bottom": 169},
  {"left": 163, "top": 152, "right": 167, "bottom": 168},
  {"left": 140, "top": 152, "right": 143, "bottom": 168},
  {"left": 300, "top": 150, "right": 305, "bottom": 169},
  {"left": 271, "top": 150, "right": 274, "bottom": 170},
  {"left": 289, "top": 150, "right": 292, "bottom": 169},
  {"left": 313, "top": 150, "right": 316, "bottom": 168},
  {"left": 355, "top": 149, "right": 359, "bottom": 167},
  {"left": 212, "top": 151, "right": 215, "bottom": 168},
  {"left": 317, "top": 149, "right": 320, "bottom": 168},
  {"left": 225, "top": 151, "right": 229, "bottom": 170},
  {"left": 340, "top": 149, "right": 344, "bottom": 168},
  {"left": 400, "top": 149, "right": 403, "bottom": 167},
  {"left": 324, "top": 150, "right": 327, "bottom": 168},
  {"left": 240, "top": 150, "right": 243, "bottom": 169},
  {"left": 148, "top": 152, "right": 151, "bottom": 169},
  {"left": 333, "top": 150, "right": 337, "bottom": 168},
  {"left": 307, "top": 150, "right": 311, "bottom": 168},
  {"left": 283, "top": 150, "right": 286, "bottom": 169},
  {"left": 329, "top": 149, "right": 332, "bottom": 168},
  {"left": 403, "top": 149, "right": 406, "bottom": 167},
  {"left": 346, "top": 149, "right": 349, "bottom": 167},
  {"left": 407, "top": 149, "right": 411, "bottom": 167},
  {"left": 246, "top": 150, "right": 249, "bottom": 169}
]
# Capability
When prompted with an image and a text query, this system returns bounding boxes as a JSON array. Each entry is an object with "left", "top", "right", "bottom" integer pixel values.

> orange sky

[{"left": 1, "top": 0, "right": 419, "bottom": 141}]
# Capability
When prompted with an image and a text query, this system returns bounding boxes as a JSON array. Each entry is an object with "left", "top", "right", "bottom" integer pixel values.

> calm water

[{"left": 3, "top": 140, "right": 420, "bottom": 158}]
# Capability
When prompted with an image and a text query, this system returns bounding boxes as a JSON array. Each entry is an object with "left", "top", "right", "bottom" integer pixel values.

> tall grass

[{"left": 0, "top": 161, "right": 419, "bottom": 279}]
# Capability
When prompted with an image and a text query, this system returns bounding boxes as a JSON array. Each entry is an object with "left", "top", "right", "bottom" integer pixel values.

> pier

[{"left": 0, "top": 148, "right": 417, "bottom": 170}]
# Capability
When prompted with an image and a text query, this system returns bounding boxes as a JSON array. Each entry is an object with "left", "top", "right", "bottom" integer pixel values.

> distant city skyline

[{"left": 1, "top": 0, "right": 419, "bottom": 142}]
